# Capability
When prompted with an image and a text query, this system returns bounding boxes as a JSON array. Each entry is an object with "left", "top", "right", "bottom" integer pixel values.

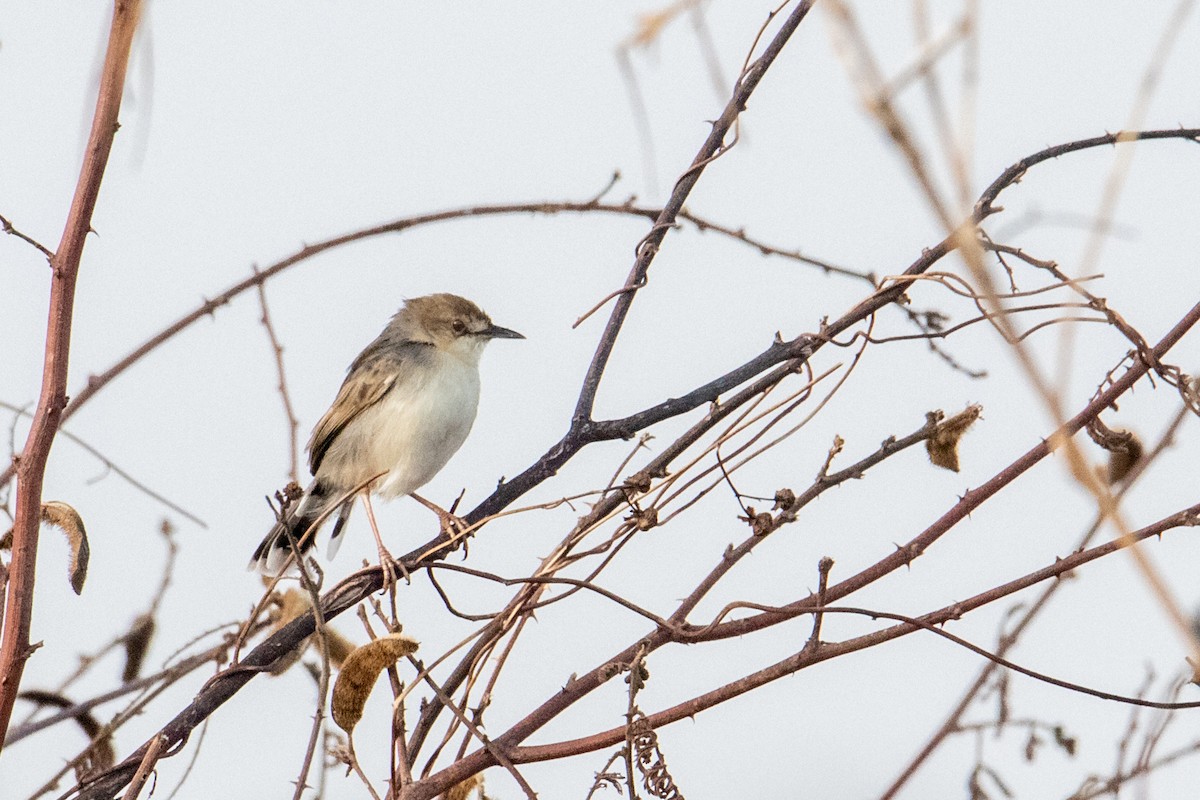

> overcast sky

[{"left": 4, "top": 2, "right": 1200, "bottom": 798}]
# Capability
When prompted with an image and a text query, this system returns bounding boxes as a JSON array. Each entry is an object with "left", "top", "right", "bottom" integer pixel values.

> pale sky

[{"left": 4, "top": 2, "right": 1200, "bottom": 798}]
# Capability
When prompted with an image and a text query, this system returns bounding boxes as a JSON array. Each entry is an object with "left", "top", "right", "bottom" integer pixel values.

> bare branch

[{"left": 0, "top": 0, "right": 144, "bottom": 751}]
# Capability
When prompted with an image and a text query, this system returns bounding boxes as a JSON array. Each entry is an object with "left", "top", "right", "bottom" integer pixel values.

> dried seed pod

[
  {"left": 266, "top": 589, "right": 357, "bottom": 674},
  {"left": 331, "top": 633, "right": 419, "bottom": 734},
  {"left": 442, "top": 774, "right": 485, "bottom": 800},
  {"left": 1105, "top": 429, "right": 1143, "bottom": 484},
  {"left": 41, "top": 501, "right": 90, "bottom": 594},
  {"left": 629, "top": 506, "right": 658, "bottom": 531},
  {"left": 624, "top": 469, "right": 654, "bottom": 495},
  {"left": 122, "top": 613, "right": 156, "bottom": 683}
]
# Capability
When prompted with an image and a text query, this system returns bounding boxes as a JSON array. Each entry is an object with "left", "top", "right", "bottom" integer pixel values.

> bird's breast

[{"left": 317, "top": 354, "right": 481, "bottom": 498}]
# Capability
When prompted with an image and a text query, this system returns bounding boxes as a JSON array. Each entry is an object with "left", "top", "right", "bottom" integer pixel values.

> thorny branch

[
  {"left": 10, "top": 0, "right": 1198, "bottom": 792},
  {"left": 502, "top": 500, "right": 1200, "bottom": 767},
  {"left": 0, "top": 197, "right": 854, "bottom": 493},
  {"left": 571, "top": 0, "right": 819, "bottom": 424},
  {"left": 0, "top": 0, "right": 144, "bottom": 752},
  {"left": 60, "top": 120, "right": 1200, "bottom": 800}
]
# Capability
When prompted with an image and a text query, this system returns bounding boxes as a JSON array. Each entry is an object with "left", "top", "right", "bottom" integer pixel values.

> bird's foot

[
  {"left": 442, "top": 512, "right": 472, "bottom": 557},
  {"left": 411, "top": 493, "right": 473, "bottom": 555},
  {"left": 376, "top": 543, "right": 410, "bottom": 591}
]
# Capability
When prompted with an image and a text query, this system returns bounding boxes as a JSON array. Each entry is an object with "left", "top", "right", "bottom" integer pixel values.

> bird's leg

[
  {"left": 361, "top": 494, "right": 408, "bottom": 588},
  {"left": 410, "top": 492, "right": 471, "bottom": 552}
]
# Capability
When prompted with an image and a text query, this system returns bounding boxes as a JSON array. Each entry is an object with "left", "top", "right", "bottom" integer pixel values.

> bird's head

[{"left": 396, "top": 293, "right": 524, "bottom": 363}]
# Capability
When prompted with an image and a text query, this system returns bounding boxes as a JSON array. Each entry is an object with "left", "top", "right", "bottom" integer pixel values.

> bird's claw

[
  {"left": 438, "top": 511, "right": 472, "bottom": 556},
  {"left": 377, "top": 544, "right": 410, "bottom": 591}
]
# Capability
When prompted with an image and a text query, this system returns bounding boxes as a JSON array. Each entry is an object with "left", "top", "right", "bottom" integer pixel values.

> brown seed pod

[
  {"left": 442, "top": 774, "right": 485, "bottom": 800},
  {"left": 41, "top": 501, "right": 90, "bottom": 595},
  {"left": 1105, "top": 429, "right": 1143, "bottom": 484},
  {"left": 331, "top": 633, "right": 419, "bottom": 734},
  {"left": 266, "top": 589, "right": 358, "bottom": 675},
  {"left": 122, "top": 613, "right": 156, "bottom": 683}
]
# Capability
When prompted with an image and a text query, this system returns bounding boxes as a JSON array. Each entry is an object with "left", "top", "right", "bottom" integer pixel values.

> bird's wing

[{"left": 307, "top": 355, "right": 400, "bottom": 474}]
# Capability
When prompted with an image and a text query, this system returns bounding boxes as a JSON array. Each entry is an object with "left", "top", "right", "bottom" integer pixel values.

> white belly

[{"left": 316, "top": 354, "right": 481, "bottom": 498}]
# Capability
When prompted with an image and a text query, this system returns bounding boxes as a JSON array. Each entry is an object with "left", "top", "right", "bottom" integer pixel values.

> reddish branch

[
  {"left": 410, "top": 300, "right": 1200, "bottom": 797},
  {"left": 509, "top": 497, "right": 1200, "bottom": 765},
  {"left": 64, "top": 122, "right": 1200, "bottom": 798},
  {"left": 507, "top": 497, "right": 1200, "bottom": 764},
  {"left": 34, "top": 17, "right": 1199, "bottom": 796},
  {"left": 0, "top": 0, "right": 142, "bottom": 751}
]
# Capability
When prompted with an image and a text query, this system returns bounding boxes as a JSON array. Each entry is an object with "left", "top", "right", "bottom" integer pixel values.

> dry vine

[{"left": 4, "top": 3, "right": 1200, "bottom": 799}]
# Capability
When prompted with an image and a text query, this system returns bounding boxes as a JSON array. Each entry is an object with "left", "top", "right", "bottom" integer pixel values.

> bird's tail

[{"left": 249, "top": 481, "right": 353, "bottom": 574}]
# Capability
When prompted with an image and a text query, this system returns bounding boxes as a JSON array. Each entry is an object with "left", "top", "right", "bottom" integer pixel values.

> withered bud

[
  {"left": 926, "top": 404, "right": 983, "bottom": 473},
  {"left": 628, "top": 506, "right": 658, "bottom": 531},
  {"left": 773, "top": 488, "right": 796, "bottom": 511},
  {"left": 740, "top": 507, "right": 774, "bottom": 536},
  {"left": 624, "top": 470, "right": 653, "bottom": 495}
]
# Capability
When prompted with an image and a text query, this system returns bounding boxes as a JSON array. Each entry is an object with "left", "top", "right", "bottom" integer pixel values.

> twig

[
  {"left": 7, "top": 635, "right": 233, "bottom": 746},
  {"left": 804, "top": 557, "right": 834, "bottom": 651},
  {"left": 572, "top": 0, "right": 818, "bottom": 423},
  {"left": 253, "top": 271, "right": 301, "bottom": 484},
  {"left": 426, "top": 563, "right": 673, "bottom": 631},
  {"left": 504, "top": 502, "right": 1200, "bottom": 770},
  {"left": 0, "top": 213, "right": 54, "bottom": 261},
  {"left": 289, "top": 556, "right": 330, "bottom": 800},
  {"left": 402, "top": 304, "right": 1200, "bottom": 795},
  {"left": 410, "top": 656, "right": 537, "bottom": 799},
  {"left": 119, "top": 734, "right": 165, "bottom": 800},
  {"left": 676, "top": 209, "right": 872, "bottom": 281},
  {"left": 162, "top": 719, "right": 208, "bottom": 800}
]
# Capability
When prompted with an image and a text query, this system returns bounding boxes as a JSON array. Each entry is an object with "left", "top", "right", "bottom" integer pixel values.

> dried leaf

[
  {"left": 631, "top": 10, "right": 672, "bottom": 48},
  {"left": 926, "top": 405, "right": 983, "bottom": 472},
  {"left": 267, "top": 589, "right": 357, "bottom": 675},
  {"left": 331, "top": 633, "right": 419, "bottom": 734},
  {"left": 122, "top": 613, "right": 156, "bottom": 683},
  {"left": 442, "top": 774, "right": 485, "bottom": 800},
  {"left": 1105, "top": 429, "right": 1143, "bottom": 484},
  {"left": 272, "top": 588, "right": 312, "bottom": 631},
  {"left": 324, "top": 627, "right": 356, "bottom": 669},
  {"left": 267, "top": 589, "right": 314, "bottom": 676},
  {"left": 19, "top": 690, "right": 113, "bottom": 779},
  {"left": 1052, "top": 724, "right": 1077, "bottom": 757},
  {"left": 41, "top": 501, "right": 90, "bottom": 594}
]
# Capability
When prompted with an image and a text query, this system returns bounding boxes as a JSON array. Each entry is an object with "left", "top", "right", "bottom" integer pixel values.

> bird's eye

[{"left": 451, "top": 320, "right": 467, "bottom": 335}]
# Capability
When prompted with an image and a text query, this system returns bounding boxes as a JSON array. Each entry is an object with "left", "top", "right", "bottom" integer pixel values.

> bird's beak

[{"left": 485, "top": 324, "right": 525, "bottom": 340}]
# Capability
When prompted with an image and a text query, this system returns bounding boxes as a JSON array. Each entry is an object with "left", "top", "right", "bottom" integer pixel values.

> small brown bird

[{"left": 250, "top": 293, "right": 523, "bottom": 573}]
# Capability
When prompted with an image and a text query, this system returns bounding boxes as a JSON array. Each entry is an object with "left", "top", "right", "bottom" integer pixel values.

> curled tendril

[{"left": 630, "top": 715, "right": 684, "bottom": 800}]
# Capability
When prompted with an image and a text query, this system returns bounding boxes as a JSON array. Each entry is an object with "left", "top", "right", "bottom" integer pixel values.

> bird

[{"left": 249, "top": 293, "right": 524, "bottom": 575}]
